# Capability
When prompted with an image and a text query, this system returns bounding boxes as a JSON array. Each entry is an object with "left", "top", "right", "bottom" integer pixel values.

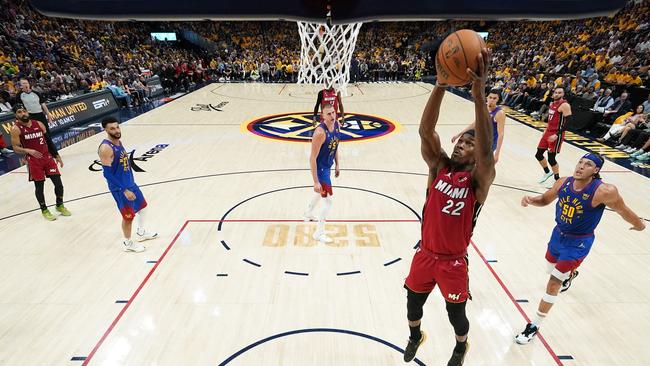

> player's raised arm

[
  {"left": 468, "top": 48, "right": 496, "bottom": 202},
  {"left": 521, "top": 177, "right": 566, "bottom": 207},
  {"left": 419, "top": 84, "right": 447, "bottom": 175}
]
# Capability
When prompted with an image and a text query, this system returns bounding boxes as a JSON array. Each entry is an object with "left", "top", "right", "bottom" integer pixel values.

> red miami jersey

[
  {"left": 17, "top": 120, "right": 49, "bottom": 156},
  {"left": 322, "top": 88, "right": 339, "bottom": 113},
  {"left": 546, "top": 99, "right": 567, "bottom": 133},
  {"left": 421, "top": 166, "right": 483, "bottom": 256}
]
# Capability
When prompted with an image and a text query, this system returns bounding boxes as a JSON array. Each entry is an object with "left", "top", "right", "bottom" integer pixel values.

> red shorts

[
  {"left": 319, "top": 181, "right": 333, "bottom": 197},
  {"left": 27, "top": 154, "right": 60, "bottom": 181},
  {"left": 537, "top": 130, "right": 565, "bottom": 153},
  {"left": 404, "top": 248, "right": 470, "bottom": 303}
]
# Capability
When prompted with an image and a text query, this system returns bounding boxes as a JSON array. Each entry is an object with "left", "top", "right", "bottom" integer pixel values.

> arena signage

[
  {"left": 0, "top": 90, "right": 118, "bottom": 147},
  {"left": 244, "top": 112, "right": 399, "bottom": 143}
]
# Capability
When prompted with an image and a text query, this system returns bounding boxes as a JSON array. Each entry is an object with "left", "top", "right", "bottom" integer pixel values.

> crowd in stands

[{"left": 1, "top": 0, "right": 649, "bottom": 160}]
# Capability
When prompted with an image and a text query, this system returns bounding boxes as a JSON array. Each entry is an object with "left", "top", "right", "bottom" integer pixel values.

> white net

[{"left": 297, "top": 21, "right": 362, "bottom": 94}]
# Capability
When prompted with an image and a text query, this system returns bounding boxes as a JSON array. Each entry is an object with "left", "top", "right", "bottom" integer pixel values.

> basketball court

[{"left": 0, "top": 83, "right": 648, "bottom": 365}]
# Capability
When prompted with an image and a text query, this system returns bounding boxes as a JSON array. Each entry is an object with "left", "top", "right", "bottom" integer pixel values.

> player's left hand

[
  {"left": 55, "top": 156, "right": 64, "bottom": 168},
  {"left": 335, "top": 166, "right": 340, "bottom": 177},
  {"left": 548, "top": 135, "right": 558, "bottom": 143}
]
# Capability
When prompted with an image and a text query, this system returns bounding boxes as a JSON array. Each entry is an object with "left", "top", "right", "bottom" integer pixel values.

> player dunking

[
  {"left": 313, "top": 83, "right": 344, "bottom": 125},
  {"left": 10, "top": 103, "right": 71, "bottom": 221},
  {"left": 515, "top": 153, "right": 645, "bottom": 344},
  {"left": 452, "top": 89, "right": 506, "bottom": 163},
  {"left": 304, "top": 103, "right": 340, "bottom": 243},
  {"left": 403, "top": 49, "right": 495, "bottom": 365},
  {"left": 536, "top": 87, "right": 572, "bottom": 184},
  {"left": 98, "top": 117, "right": 157, "bottom": 252}
]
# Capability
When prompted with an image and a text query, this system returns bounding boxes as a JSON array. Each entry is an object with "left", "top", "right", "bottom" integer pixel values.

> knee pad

[
  {"left": 445, "top": 301, "right": 469, "bottom": 336},
  {"left": 535, "top": 149, "right": 545, "bottom": 161},
  {"left": 547, "top": 152, "right": 557, "bottom": 166},
  {"left": 406, "top": 288, "right": 429, "bottom": 322}
]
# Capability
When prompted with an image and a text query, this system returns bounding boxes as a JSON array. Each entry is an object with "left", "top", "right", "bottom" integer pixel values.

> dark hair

[{"left": 101, "top": 116, "right": 119, "bottom": 128}]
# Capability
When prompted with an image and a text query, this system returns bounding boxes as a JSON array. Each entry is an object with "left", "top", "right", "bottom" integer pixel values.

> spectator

[{"left": 593, "top": 88, "right": 614, "bottom": 112}]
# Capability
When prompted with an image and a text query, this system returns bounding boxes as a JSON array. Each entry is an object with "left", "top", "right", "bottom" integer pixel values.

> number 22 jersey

[{"left": 421, "top": 166, "right": 482, "bottom": 256}]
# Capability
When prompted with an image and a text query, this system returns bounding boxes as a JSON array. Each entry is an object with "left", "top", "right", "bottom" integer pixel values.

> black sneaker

[
  {"left": 403, "top": 330, "right": 427, "bottom": 362},
  {"left": 514, "top": 323, "right": 539, "bottom": 344},
  {"left": 561, "top": 270, "right": 579, "bottom": 293},
  {"left": 447, "top": 341, "right": 469, "bottom": 366}
]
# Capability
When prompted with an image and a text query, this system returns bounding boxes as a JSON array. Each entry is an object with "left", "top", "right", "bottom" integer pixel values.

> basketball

[{"left": 436, "top": 29, "right": 487, "bottom": 86}]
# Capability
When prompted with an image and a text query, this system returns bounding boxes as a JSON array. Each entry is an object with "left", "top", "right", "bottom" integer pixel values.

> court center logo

[{"left": 244, "top": 112, "right": 399, "bottom": 142}]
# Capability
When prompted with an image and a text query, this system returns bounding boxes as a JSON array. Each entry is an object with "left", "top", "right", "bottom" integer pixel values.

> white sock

[
  {"left": 532, "top": 311, "right": 547, "bottom": 327},
  {"left": 306, "top": 193, "right": 321, "bottom": 215},
  {"left": 136, "top": 208, "right": 147, "bottom": 235},
  {"left": 123, "top": 237, "right": 132, "bottom": 244},
  {"left": 316, "top": 196, "right": 333, "bottom": 235}
]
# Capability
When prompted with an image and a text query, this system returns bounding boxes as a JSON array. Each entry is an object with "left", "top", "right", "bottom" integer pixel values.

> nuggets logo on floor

[{"left": 244, "top": 112, "right": 399, "bottom": 142}]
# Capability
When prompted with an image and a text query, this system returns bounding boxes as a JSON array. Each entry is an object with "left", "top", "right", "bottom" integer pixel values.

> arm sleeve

[
  {"left": 558, "top": 114, "right": 571, "bottom": 134},
  {"left": 314, "top": 90, "right": 323, "bottom": 116},
  {"left": 45, "top": 132, "right": 59, "bottom": 157}
]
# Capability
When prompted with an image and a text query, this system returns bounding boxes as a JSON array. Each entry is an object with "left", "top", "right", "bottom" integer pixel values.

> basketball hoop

[{"left": 297, "top": 21, "right": 362, "bottom": 95}]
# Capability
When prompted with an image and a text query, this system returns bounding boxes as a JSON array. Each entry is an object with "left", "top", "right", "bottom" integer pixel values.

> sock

[
  {"left": 123, "top": 237, "right": 131, "bottom": 243},
  {"left": 305, "top": 193, "right": 320, "bottom": 215},
  {"left": 136, "top": 208, "right": 146, "bottom": 234},
  {"left": 316, "top": 196, "right": 333, "bottom": 235},
  {"left": 409, "top": 324, "right": 421, "bottom": 341},
  {"left": 39, "top": 203, "right": 48, "bottom": 211},
  {"left": 543, "top": 167, "right": 550, "bottom": 174},
  {"left": 454, "top": 339, "right": 467, "bottom": 353},
  {"left": 532, "top": 311, "right": 546, "bottom": 327},
  {"left": 554, "top": 173, "right": 560, "bottom": 180}
]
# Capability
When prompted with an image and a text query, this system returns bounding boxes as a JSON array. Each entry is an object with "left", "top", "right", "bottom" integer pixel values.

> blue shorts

[
  {"left": 111, "top": 185, "right": 147, "bottom": 220},
  {"left": 317, "top": 167, "right": 332, "bottom": 186},
  {"left": 545, "top": 227, "right": 594, "bottom": 274}
]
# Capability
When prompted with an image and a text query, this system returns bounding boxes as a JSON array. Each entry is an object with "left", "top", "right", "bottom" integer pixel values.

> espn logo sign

[{"left": 92, "top": 99, "right": 110, "bottom": 109}]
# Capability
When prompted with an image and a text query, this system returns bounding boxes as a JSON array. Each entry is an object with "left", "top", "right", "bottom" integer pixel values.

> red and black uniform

[
  {"left": 17, "top": 120, "right": 59, "bottom": 181},
  {"left": 405, "top": 166, "right": 482, "bottom": 302},
  {"left": 314, "top": 88, "right": 340, "bottom": 120},
  {"left": 538, "top": 99, "right": 567, "bottom": 153}
]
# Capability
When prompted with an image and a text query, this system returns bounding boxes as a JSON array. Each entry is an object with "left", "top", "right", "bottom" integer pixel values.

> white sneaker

[
  {"left": 136, "top": 229, "right": 158, "bottom": 242},
  {"left": 303, "top": 211, "right": 318, "bottom": 222},
  {"left": 0, "top": 148, "right": 12, "bottom": 155},
  {"left": 313, "top": 233, "right": 333, "bottom": 243},
  {"left": 538, "top": 171, "right": 554, "bottom": 184},
  {"left": 615, "top": 144, "right": 627, "bottom": 149},
  {"left": 637, "top": 152, "right": 650, "bottom": 161},
  {"left": 624, "top": 147, "right": 637, "bottom": 153},
  {"left": 514, "top": 323, "right": 539, "bottom": 345},
  {"left": 123, "top": 239, "right": 145, "bottom": 252}
]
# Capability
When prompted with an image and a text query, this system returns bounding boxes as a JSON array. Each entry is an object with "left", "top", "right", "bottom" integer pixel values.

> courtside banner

[{"left": 0, "top": 90, "right": 118, "bottom": 146}]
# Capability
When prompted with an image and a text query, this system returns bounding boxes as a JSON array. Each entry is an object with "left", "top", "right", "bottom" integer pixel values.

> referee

[{"left": 17, "top": 79, "right": 53, "bottom": 134}]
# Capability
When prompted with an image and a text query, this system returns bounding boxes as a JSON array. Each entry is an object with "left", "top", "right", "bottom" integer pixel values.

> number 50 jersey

[{"left": 421, "top": 166, "right": 482, "bottom": 256}]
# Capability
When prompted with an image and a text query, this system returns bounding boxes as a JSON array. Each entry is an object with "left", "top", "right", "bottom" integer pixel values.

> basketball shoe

[
  {"left": 538, "top": 171, "right": 554, "bottom": 184},
  {"left": 123, "top": 239, "right": 145, "bottom": 252},
  {"left": 403, "top": 330, "right": 427, "bottom": 362},
  {"left": 515, "top": 323, "right": 539, "bottom": 344},
  {"left": 447, "top": 341, "right": 470, "bottom": 366},
  {"left": 136, "top": 228, "right": 158, "bottom": 242}
]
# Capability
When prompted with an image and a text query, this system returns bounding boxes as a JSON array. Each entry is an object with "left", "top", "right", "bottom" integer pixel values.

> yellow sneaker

[
  {"left": 56, "top": 205, "right": 71, "bottom": 216},
  {"left": 42, "top": 209, "right": 57, "bottom": 221}
]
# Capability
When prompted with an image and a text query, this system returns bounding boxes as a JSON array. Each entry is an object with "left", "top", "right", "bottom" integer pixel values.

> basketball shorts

[
  {"left": 111, "top": 185, "right": 147, "bottom": 220},
  {"left": 545, "top": 227, "right": 594, "bottom": 280},
  {"left": 317, "top": 167, "right": 333, "bottom": 197},
  {"left": 27, "top": 154, "right": 60, "bottom": 181},
  {"left": 405, "top": 248, "right": 470, "bottom": 303},
  {"left": 537, "top": 130, "right": 565, "bottom": 153}
]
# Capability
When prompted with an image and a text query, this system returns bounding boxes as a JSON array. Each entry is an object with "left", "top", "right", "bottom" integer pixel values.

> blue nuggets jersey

[
  {"left": 316, "top": 122, "right": 340, "bottom": 184},
  {"left": 555, "top": 177, "right": 606, "bottom": 235},
  {"left": 101, "top": 139, "right": 136, "bottom": 190},
  {"left": 489, "top": 106, "right": 501, "bottom": 151}
]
